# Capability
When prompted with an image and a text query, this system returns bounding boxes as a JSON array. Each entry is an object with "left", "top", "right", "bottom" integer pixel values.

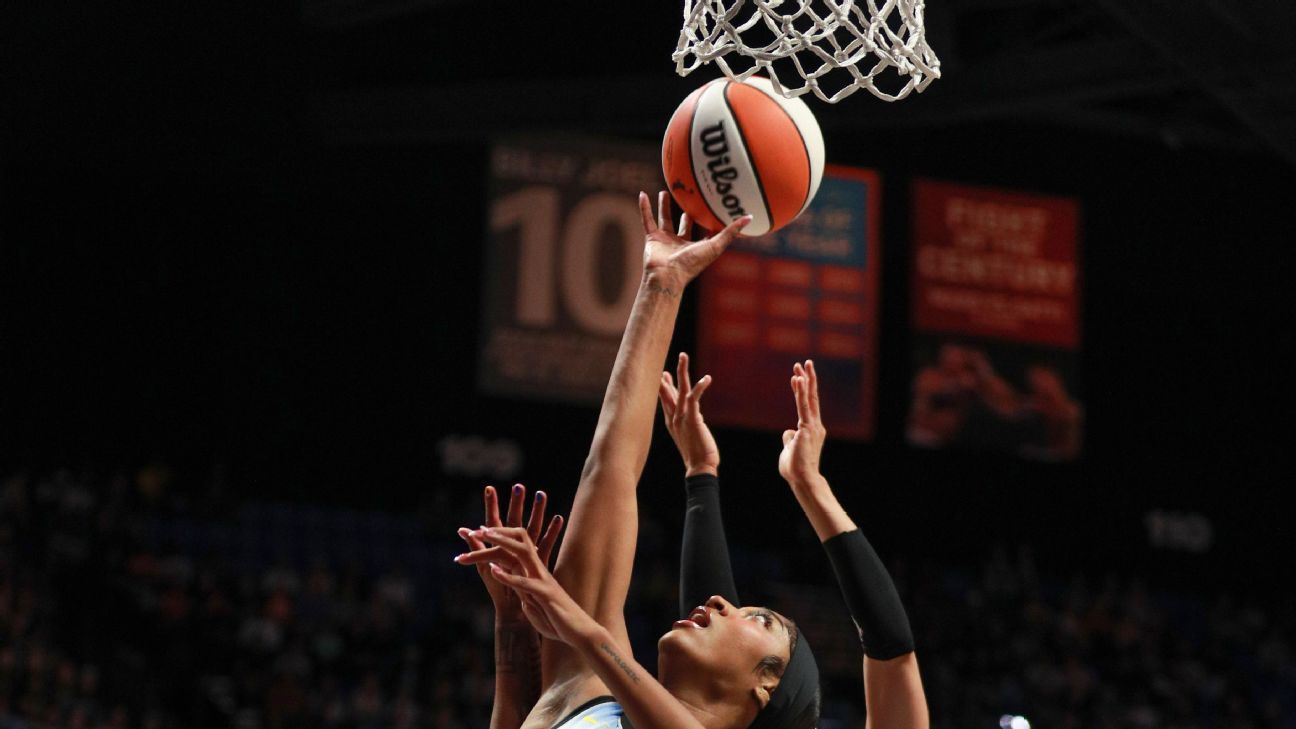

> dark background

[{"left": 4, "top": 2, "right": 1294, "bottom": 596}]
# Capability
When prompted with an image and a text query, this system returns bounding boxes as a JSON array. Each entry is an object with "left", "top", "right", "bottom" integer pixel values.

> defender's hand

[
  {"left": 457, "top": 484, "right": 564, "bottom": 622},
  {"left": 638, "top": 191, "right": 750, "bottom": 292},
  {"left": 659, "top": 352, "right": 719, "bottom": 477},
  {"left": 779, "top": 360, "right": 827, "bottom": 491},
  {"left": 456, "top": 526, "right": 598, "bottom": 647}
]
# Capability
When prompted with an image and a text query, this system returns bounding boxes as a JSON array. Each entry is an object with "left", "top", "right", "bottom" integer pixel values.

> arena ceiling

[{"left": 307, "top": 0, "right": 1296, "bottom": 168}]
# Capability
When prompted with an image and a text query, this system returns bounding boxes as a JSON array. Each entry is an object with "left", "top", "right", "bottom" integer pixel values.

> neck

[{"left": 664, "top": 682, "right": 753, "bottom": 729}]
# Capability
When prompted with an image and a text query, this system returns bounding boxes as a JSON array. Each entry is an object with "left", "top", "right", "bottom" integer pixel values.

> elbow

[{"left": 579, "top": 457, "right": 637, "bottom": 489}]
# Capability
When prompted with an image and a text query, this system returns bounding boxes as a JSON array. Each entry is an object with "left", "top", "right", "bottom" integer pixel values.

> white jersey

[{"left": 551, "top": 698, "right": 625, "bottom": 729}]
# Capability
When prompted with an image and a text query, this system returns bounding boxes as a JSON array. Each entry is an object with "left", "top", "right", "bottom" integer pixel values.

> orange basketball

[{"left": 662, "top": 77, "right": 825, "bottom": 237}]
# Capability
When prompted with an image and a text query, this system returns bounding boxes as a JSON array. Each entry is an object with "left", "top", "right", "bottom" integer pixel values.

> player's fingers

[
  {"left": 453, "top": 545, "right": 512, "bottom": 566},
  {"left": 678, "top": 352, "right": 692, "bottom": 400},
  {"left": 639, "top": 191, "right": 657, "bottom": 234},
  {"left": 794, "top": 376, "right": 812, "bottom": 425},
  {"left": 505, "top": 483, "right": 525, "bottom": 527},
  {"left": 659, "top": 373, "right": 679, "bottom": 414},
  {"left": 526, "top": 490, "right": 547, "bottom": 543},
  {"left": 457, "top": 527, "right": 487, "bottom": 553},
  {"left": 484, "top": 486, "right": 503, "bottom": 529},
  {"left": 805, "top": 360, "right": 821, "bottom": 421},
  {"left": 711, "top": 215, "right": 752, "bottom": 250},
  {"left": 660, "top": 391, "right": 679, "bottom": 426},
  {"left": 689, "top": 375, "right": 712, "bottom": 407},
  {"left": 782, "top": 429, "right": 796, "bottom": 446},
  {"left": 678, "top": 212, "right": 692, "bottom": 239},
  {"left": 489, "top": 563, "right": 538, "bottom": 592},
  {"left": 657, "top": 190, "right": 670, "bottom": 232},
  {"left": 537, "top": 514, "right": 564, "bottom": 566},
  {"left": 790, "top": 375, "right": 809, "bottom": 424},
  {"left": 477, "top": 528, "right": 538, "bottom": 564}
]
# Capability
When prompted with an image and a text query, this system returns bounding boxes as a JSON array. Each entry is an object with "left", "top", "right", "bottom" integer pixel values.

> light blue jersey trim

[{"left": 552, "top": 700, "right": 625, "bottom": 729}]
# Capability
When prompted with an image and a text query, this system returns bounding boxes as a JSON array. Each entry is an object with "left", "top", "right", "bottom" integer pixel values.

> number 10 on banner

[
  {"left": 490, "top": 187, "right": 644, "bottom": 336},
  {"left": 479, "top": 150, "right": 656, "bottom": 406}
]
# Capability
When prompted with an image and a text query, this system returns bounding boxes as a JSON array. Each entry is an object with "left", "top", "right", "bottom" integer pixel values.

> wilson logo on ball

[{"left": 698, "top": 121, "right": 748, "bottom": 220}]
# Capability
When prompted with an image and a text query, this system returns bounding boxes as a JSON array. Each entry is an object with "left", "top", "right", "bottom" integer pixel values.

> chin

[
  {"left": 658, "top": 628, "right": 685, "bottom": 654},
  {"left": 656, "top": 630, "right": 699, "bottom": 677}
]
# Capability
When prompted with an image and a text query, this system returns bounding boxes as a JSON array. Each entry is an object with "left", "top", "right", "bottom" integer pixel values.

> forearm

[
  {"left": 679, "top": 474, "right": 739, "bottom": 615},
  {"left": 490, "top": 620, "right": 543, "bottom": 729},
  {"left": 583, "top": 276, "right": 683, "bottom": 478},
  {"left": 572, "top": 624, "right": 707, "bottom": 729},
  {"left": 789, "top": 475, "right": 857, "bottom": 542},
  {"left": 820, "top": 520, "right": 925, "bottom": 727}
]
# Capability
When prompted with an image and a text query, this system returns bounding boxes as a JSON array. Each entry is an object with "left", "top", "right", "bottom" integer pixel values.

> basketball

[{"left": 662, "top": 77, "right": 825, "bottom": 237}]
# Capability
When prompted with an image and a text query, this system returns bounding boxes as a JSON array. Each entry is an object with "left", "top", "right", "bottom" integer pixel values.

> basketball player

[
  {"left": 659, "top": 353, "right": 928, "bottom": 729},
  {"left": 455, "top": 189, "right": 925, "bottom": 726},
  {"left": 459, "top": 190, "right": 756, "bottom": 729}
]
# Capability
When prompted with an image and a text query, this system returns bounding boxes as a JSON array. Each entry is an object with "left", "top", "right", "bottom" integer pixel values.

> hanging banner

[
  {"left": 696, "top": 166, "right": 881, "bottom": 440},
  {"left": 907, "top": 179, "right": 1083, "bottom": 460},
  {"left": 479, "top": 138, "right": 659, "bottom": 404}
]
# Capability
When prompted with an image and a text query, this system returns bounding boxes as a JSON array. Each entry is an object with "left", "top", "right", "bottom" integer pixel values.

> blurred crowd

[{"left": 2, "top": 468, "right": 1293, "bottom": 729}]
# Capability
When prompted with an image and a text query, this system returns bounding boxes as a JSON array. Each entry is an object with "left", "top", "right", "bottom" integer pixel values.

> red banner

[
  {"left": 908, "top": 180, "right": 1083, "bottom": 460},
  {"left": 912, "top": 180, "right": 1081, "bottom": 349},
  {"left": 697, "top": 165, "right": 881, "bottom": 439}
]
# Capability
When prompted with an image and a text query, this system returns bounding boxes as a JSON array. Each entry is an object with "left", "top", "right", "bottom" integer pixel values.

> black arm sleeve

[
  {"left": 679, "top": 474, "right": 740, "bottom": 617},
  {"left": 822, "top": 529, "right": 915, "bottom": 660}
]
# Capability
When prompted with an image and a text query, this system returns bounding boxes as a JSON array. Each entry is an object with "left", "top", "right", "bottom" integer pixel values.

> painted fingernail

[
  {"left": 453, "top": 554, "right": 464, "bottom": 563},
  {"left": 513, "top": 484, "right": 523, "bottom": 494},
  {"left": 536, "top": 491, "right": 546, "bottom": 502}
]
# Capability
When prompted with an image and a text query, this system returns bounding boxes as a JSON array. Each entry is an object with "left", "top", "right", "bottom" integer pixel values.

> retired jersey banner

[
  {"left": 479, "top": 138, "right": 659, "bottom": 404},
  {"left": 696, "top": 166, "right": 881, "bottom": 440},
  {"left": 907, "top": 179, "right": 1083, "bottom": 460}
]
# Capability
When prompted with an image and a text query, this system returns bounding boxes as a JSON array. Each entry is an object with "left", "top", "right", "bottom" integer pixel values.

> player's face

[{"left": 657, "top": 596, "right": 792, "bottom": 706}]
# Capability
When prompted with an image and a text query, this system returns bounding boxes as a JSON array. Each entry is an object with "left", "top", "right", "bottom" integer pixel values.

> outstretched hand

[
  {"left": 456, "top": 526, "right": 597, "bottom": 647},
  {"left": 457, "top": 484, "right": 564, "bottom": 623},
  {"left": 779, "top": 360, "right": 827, "bottom": 491},
  {"left": 638, "top": 191, "right": 750, "bottom": 292},
  {"left": 659, "top": 352, "right": 719, "bottom": 477}
]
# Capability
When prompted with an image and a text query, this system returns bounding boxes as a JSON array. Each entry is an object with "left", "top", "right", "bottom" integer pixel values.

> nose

[{"left": 706, "top": 595, "right": 732, "bottom": 615}]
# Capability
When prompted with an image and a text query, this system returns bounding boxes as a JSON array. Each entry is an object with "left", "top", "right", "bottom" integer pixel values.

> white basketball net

[{"left": 674, "top": 0, "right": 942, "bottom": 103}]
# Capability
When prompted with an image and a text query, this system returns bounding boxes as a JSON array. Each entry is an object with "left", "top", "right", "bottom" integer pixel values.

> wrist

[
  {"left": 788, "top": 472, "right": 829, "bottom": 495},
  {"left": 685, "top": 464, "right": 718, "bottom": 478},
  {"left": 642, "top": 269, "right": 685, "bottom": 297},
  {"left": 572, "top": 615, "right": 609, "bottom": 651},
  {"left": 495, "top": 615, "right": 532, "bottom": 630}
]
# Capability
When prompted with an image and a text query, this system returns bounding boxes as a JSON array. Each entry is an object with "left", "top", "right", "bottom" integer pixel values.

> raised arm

[
  {"left": 543, "top": 192, "right": 749, "bottom": 697},
  {"left": 457, "top": 485, "right": 564, "bottom": 729},
  {"left": 659, "top": 352, "right": 740, "bottom": 614},
  {"left": 779, "top": 361, "right": 930, "bottom": 729}
]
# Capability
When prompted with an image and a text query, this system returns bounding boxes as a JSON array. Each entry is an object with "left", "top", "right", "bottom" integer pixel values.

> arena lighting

[{"left": 999, "top": 716, "right": 1031, "bottom": 729}]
